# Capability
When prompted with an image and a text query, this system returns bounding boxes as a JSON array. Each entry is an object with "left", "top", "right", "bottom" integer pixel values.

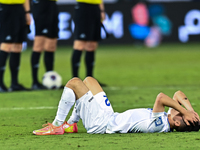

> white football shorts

[{"left": 75, "top": 91, "right": 114, "bottom": 134}]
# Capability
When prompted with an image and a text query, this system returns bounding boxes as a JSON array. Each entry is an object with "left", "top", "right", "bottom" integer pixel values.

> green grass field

[{"left": 1, "top": 43, "right": 200, "bottom": 149}]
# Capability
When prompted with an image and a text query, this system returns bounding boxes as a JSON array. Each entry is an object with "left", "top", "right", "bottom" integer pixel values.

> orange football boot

[
  {"left": 63, "top": 121, "right": 78, "bottom": 133},
  {"left": 33, "top": 123, "right": 64, "bottom": 135}
]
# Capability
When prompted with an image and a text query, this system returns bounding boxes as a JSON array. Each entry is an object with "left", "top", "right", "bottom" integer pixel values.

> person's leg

[
  {"left": 33, "top": 77, "right": 89, "bottom": 135},
  {"left": 67, "top": 76, "right": 103, "bottom": 124},
  {"left": 44, "top": 38, "right": 57, "bottom": 72},
  {"left": 67, "top": 104, "right": 80, "bottom": 125},
  {"left": 84, "top": 41, "right": 107, "bottom": 86},
  {"left": 9, "top": 43, "right": 28, "bottom": 91},
  {"left": 0, "top": 43, "right": 11, "bottom": 92},
  {"left": 31, "top": 36, "right": 45, "bottom": 89},
  {"left": 71, "top": 40, "right": 86, "bottom": 77},
  {"left": 84, "top": 41, "right": 98, "bottom": 77},
  {"left": 68, "top": 76, "right": 113, "bottom": 134},
  {"left": 52, "top": 77, "right": 89, "bottom": 126},
  {"left": 83, "top": 76, "right": 103, "bottom": 95}
]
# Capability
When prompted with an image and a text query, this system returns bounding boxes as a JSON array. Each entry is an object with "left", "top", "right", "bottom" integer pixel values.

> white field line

[
  {"left": 104, "top": 86, "right": 199, "bottom": 91},
  {"left": 0, "top": 86, "right": 198, "bottom": 111},
  {"left": 0, "top": 105, "right": 152, "bottom": 111},
  {"left": 0, "top": 103, "right": 197, "bottom": 111},
  {"left": 0, "top": 106, "right": 57, "bottom": 111}
]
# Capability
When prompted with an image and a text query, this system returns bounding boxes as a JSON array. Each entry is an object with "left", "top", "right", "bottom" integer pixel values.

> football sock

[
  {"left": 71, "top": 50, "right": 82, "bottom": 77},
  {"left": 85, "top": 51, "right": 95, "bottom": 77},
  {"left": 52, "top": 119, "right": 64, "bottom": 127},
  {"left": 53, "top": 87, "right": 75, "bottom": 127},
  {"left": 31, "top": 51, "right": 41, "bottom": 84},
  {"left": 67, "top": 104, "right": 80, "bottom": 124},
  {"left": 0, "top": 50, "right": 9, "bottom": 86},
  {"left": 44, "top": 51, "right": 54, "bottom": 72},
  {"left": 9, "top": 52, "right": 20, "bottom": 85}
]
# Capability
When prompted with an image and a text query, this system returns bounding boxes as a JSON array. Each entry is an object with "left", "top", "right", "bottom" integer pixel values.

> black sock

[
  {"left": 85, "top": 51, "right": 95, "bottom": 77},
  {"left": 71, "top": 50, "right": 82, "bottom": 77},
  {"left": 9, "top": 52, "right": 20, "bottom": 86},
  {"left": 0, "top": 50, "right": 9, "bottom": 87},
  {"left": 44, "top": 51, "right": 54, "bottom": 72},
  {"left": 31, "top": 51, "right": 41, "bottom": 84}
]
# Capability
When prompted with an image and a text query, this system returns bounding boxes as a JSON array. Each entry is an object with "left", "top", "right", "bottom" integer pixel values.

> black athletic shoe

[
  {"left": 59, "top": 85, "right": 65, "bottom": 89},
  {"left": 8, "top": 84, "right": 30, "bottom": 92},
  {"left": 32, "top": 83, "right": 46, "bottom": 90},
  {"left": 0, "top": 85, "right": 8, "bottom": 93}
]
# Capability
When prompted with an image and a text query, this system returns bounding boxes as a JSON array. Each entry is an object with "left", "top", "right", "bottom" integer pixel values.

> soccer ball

[{"left": 42, "top": 71, "right": 62, "bottom": 89}]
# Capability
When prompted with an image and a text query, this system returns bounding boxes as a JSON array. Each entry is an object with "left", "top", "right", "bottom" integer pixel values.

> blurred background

[{"left": 26, "top": 0, "right": 200, "bottom": 48}]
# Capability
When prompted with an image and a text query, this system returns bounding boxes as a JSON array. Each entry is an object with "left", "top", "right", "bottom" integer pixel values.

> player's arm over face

[
  {"left": 173, "top": 90, "right": 194, "bottom": 111},
  {"left": 173, "top": 91, "right": 199, "bottom": 119},
  {"left": 171, "top": 91, "right": 200, "bottom": 120},
  {"left": 152, "top": 93, "right": 199, "bottom": 126}
]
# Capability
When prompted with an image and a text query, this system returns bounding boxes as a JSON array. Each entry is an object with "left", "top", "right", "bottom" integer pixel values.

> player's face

[
  {"left": 173, "top": 115, "right": 182, "bottom": 121},
  {"left": 172, "top": 114, "right": 186, "bottom": 128}
]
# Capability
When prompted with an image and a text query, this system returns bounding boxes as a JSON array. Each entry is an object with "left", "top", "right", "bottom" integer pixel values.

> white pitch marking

[
  {"left": 104, "top": 86, "right": 199, "bottom": 91},
  {"left": 0, "top": 103, "right": 197, "bottom": 111},
  {"left": 0, "top": 86, "right": 198, "bottom": 111},
  {"left": 0, "top": 106, "right": 57, "bottom": 111}
]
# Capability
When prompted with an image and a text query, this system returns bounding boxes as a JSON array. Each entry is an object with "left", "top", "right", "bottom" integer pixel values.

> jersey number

[{"left": 104, "top": 95, "right": 111, "bottom": 106}]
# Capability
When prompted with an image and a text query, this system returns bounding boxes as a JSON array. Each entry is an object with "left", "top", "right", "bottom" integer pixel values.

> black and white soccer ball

[{"left": 42, "top": 71, "right": 62, "bottom": 89}]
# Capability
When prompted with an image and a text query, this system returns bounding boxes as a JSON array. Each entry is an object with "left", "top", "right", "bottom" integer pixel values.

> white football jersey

[{"left": 106, "top": 108, "right": 171, "bottom": 133}]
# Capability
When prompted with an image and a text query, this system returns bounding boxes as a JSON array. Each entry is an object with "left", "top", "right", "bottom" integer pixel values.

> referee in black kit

[
  {"left": 71, "top": 0, "right": 107, "bottom": 86},
  {"left": 0, "top": 0, "right": 31, "bottom": 92},
  {"left": 31, "top": 0, "right": 59, "bottom": 90}
]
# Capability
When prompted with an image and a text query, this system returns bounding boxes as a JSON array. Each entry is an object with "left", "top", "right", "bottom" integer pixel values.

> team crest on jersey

[{"left": 155, "top": 117, "right": 163, "bottom": 126}]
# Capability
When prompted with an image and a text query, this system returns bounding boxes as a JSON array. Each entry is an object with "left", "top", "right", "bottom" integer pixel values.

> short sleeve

[{"left": 148, "top": 112, "right": 170, "bottom": 133}]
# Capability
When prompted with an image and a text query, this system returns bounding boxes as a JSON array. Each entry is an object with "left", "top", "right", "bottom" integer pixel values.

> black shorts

[
  {"left": 0, "top": 4, "right": 26, "bottom": 43},
  {"left": 74, "top": 2, "right": 101, "bottom": 41},
  {"left": 32, "top": 0, "right": 59, "bottom": 38}
]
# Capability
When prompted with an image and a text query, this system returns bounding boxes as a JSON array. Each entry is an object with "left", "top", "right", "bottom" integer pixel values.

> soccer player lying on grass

[{"left": 33, "top": 77, "right": 199, "bottom": 135}]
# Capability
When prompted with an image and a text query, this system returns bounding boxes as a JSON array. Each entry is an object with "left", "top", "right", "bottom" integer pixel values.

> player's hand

[
  {"left": 25, "top": 13, "right": 31, "bottom": 25},
  {"left": 101, "top": 11, "right": 106, "bottom": 21},
  {"left": 191, "top": 110, "right": 200, "bottom": 121},
  {"left": 183, "top": 110, "right": 199, "bottom": 126}
]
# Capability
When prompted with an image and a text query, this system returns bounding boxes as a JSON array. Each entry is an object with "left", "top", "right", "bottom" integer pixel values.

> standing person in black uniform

[
  {"left": 0, "top": 0, "right": 31, "bottom": 92},
  {"left": 71, "top": 0, "right": 106, "bottom": 86},
  {"left": 31, "top": 0, "right": 58, "bottom": 90}
]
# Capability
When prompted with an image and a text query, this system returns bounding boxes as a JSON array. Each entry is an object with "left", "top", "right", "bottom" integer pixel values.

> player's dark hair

[{"left": 176, "top": 118, "right": 199, "bottom": 132}]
